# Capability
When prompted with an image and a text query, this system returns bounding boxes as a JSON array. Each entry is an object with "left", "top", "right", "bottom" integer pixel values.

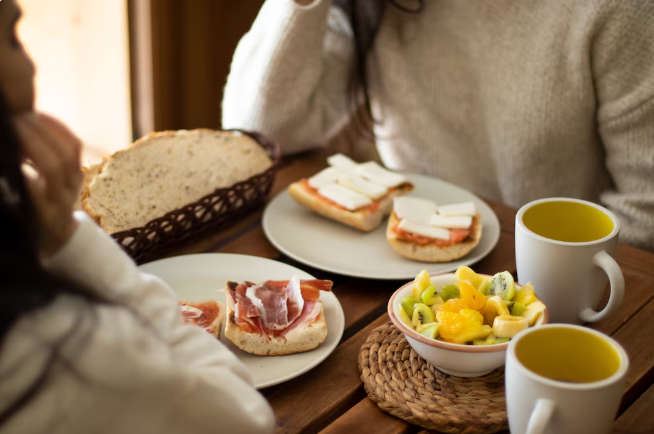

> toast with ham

[
  {"left": 179, "top": 300, "right": 225, "bottom": 338},
  {"left": 386, "top": 211, "right": 482, "bottom": 262},
  {"left": 224, "top": 277, "right": 331, "bottom": 356},
  {"left": 288, "top": 180, "right": 413, "bottom": 232}
]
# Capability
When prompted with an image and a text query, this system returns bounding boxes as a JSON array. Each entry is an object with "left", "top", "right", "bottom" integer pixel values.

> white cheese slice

[
  {"left": 393, "top": 196, "right": 439, "bottom": 225},
  {"left": 430, "top": 214, "right": 473, "bottom": 229},
  {"left": 318, "top": 183, "right": 373, "bottom": 210},
  {"left": 338, "top": 175, "right": 388, "bottom": 199},
  {"left": 308, "top": 167, "right": 349, "bottom": 189},
  {"left": 398, "top": 219, "right": 451, "bottom": 240},
  {"left": 327, "top": 153, "right": 359, "bottom": 169},
  {"left": 356, "top": 161, "right": 406, "bottom": 187},
  {"left": 438, "top": 201, "right": 476, "bottom": 216}
]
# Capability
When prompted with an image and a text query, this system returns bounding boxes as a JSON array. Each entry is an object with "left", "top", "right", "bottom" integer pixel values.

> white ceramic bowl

[{"left": 388, "top": 273, "right": 549, "bottom": 377}]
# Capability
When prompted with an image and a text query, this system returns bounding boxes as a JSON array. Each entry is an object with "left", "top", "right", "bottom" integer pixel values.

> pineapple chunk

[
  {"left": 399, "top": 305, "right": 413, "bottom": 327},
  {"left": 413, "top": 270, "right": 432, "bottom": 298},
  {"left": 513, "top": 283, "right": 538, "bottom": 305},
  {"left": 448, "top": 324, "right": 493, "bottom": 344},
  {"left": 455, "top": 265, "right": 484, "bottom": 289},
  {"left": 521, "top": 300, "right": 546, "bottom": 326}
]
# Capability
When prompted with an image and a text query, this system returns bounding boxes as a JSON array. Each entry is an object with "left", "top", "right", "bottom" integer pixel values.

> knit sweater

[
  {"left": 222, "top": 0, "right": 654, "bottom": 251},
  {"left": 0, "top": 213, "right": 275, "bottom": 434}
]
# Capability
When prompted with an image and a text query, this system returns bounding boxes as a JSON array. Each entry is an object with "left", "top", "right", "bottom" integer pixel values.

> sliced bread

[
  {"left": 224, "top": 303, "right": 328, "bottom": 356},
  {"left": 74, "top": 161, "right": 104, "bottom": 211},
  {"left": 386, "top": 211, "right": 483, "bottom": 262},
  {"left": 83, "top": 129, "right": 272, "bottom": 234},
  {"left": 287, "top": 181, "right": 414, "bottom": 232}
]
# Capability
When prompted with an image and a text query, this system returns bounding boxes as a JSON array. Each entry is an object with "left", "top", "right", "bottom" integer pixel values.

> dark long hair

[
  {"left": 333, "top": 0, "right": 424, "bottom": 134},
  {"left": 0, "top": 93, "right": 96, "bottom": 425}
]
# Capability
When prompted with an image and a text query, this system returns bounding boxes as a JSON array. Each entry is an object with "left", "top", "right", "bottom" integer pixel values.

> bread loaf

[
  {"left": 74, "top": 162, "right": 104, "bottom": 211},
  {"left": 83, "top": 129, "right": 272, "bottom": 234}
]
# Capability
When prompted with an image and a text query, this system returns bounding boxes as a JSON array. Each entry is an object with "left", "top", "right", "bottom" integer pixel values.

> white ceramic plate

[
  {"left": 263, "top": 172, "right": 501, "bottom": 280},
  {"left": 138, "top": 253, "right": 345, "bottom": 389}
]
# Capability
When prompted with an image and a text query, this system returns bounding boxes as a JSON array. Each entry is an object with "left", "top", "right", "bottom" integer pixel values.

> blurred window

[{"left": 18, "top": 0, "right": 132, "bottom": 165}]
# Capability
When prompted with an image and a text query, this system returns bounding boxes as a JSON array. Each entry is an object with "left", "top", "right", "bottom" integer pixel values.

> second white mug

[
  {"left": 506, "top": 324, "right": 628, "bottom": 434},
  {"left": 515, "top": 198, "right": 624, "bottom": 324}
]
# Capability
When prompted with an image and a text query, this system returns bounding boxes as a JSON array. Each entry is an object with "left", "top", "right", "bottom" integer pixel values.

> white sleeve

[
  {"left": 34, "top": 212, "right": 275, "bottom": 433},
  {"left": 222, "top": 0, "right": 357, "bottom": 154},
  {"left": 47, "top": 211, "right": 184, "bottom": 331},
  {"left": 4, "top": 298, "right": 274, "bottom": 434}
]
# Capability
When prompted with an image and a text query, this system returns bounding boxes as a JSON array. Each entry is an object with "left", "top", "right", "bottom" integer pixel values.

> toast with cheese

[
  {"left": 386, "top": 211, "right": 482, "bottom": 262},
  {"left": 225, "top": 303, "right": 327, "bottom": 356},
  {"left": 288, "top": 180, "right": 414, "bottom": 232}
]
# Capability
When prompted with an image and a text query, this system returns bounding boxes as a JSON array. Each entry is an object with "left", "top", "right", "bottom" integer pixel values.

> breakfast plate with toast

[
  {"left": 263, "top": 170, "right": 500, "bottom": 280},
  {"left": 139, "top": 253, "right": 345, "bottom": 389}
]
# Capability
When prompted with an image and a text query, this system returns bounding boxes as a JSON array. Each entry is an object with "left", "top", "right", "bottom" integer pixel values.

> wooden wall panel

[
  {"left": 142, "top": 0, "right": 378, "bottom": 161},
  {"left": 148, "top": 0, "right": 265, "bottom": 132}
]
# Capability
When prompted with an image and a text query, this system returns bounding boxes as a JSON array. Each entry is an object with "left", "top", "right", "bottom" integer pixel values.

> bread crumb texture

[{"left": 84, "top": 130, "right": 272, "bottom": 234}]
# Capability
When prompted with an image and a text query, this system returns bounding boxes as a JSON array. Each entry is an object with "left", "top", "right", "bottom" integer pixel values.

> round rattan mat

[{"left": 358, "top": 322, "right": 508, "bottom": 434}]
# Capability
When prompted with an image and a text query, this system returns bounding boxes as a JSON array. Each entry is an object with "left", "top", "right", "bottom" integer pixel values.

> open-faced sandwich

[
  {"left": 288, "top": 154, "right": 414, "bottom": 231},
  {"left": 179, "top": 300, "right": 225, "bottom": 338},
  {"left": 225, "top": 277, "right": 332, "bottom": 356},
  {"left": 387, "top": 197, "right": 482, "bottom": 262}
]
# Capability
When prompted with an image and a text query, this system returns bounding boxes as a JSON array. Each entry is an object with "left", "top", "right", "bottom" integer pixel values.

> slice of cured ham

[
  {"left": 179, "top": 300, "right": 224, "bottom": 338},
  {"left": 227, "top": 277, "right": 332, "bottom": 338}
]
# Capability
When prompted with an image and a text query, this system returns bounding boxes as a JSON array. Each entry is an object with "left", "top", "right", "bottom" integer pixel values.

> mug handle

[
  {"left": 526, "top": 399, "right": 555, "bottom": 434},
  {"left": 579, "top": 251, "right": 625, "bottom": 323}
]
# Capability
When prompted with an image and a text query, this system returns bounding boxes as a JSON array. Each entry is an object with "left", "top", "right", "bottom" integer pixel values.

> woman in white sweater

[
  {"left": 222, "top": 0, "right": 654, "bottom": 251},
  {"left": 0, "top": 1, "right": 274, "bottom": 432}
]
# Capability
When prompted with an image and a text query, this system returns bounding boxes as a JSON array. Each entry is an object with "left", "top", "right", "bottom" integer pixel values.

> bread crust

[
  {"left": 224, "top": 303, "right": 328, "bottom": 356},
  {"left": 386, "top": 211, "right": 482, "bottom": 262},
  {"left": 82, "top": 129, "right": 272, "bottom": 234},
  {"left": 288, "top": 180, "right": 414, "bottom": 232}
]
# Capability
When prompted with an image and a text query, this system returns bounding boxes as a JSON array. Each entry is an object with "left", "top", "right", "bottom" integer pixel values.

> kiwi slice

[
  {"left": 417, "top": 322, "right": 439, "bottom": 339},
  {"left": 412, "top": 303, "right": 436, "bottom": 328},
  {"left": 478, "top": 278, "right": 492, "bottom": 296},
  {"left": 439, "top": 284, "right": 460, "bottom": 301},
  {"left": 507, "top": 301, "right": 527, "bottom": 316},
  {"left": 401, "top": 296, "right": 420, "bottom": 318},
  {"left": 489, "top": 271, "right": 516, "bottom": 301},
  {"left": 421, "top": 285, "right": 440, "bottom": 305},
  {"left": 399, "top": 305, "right": 413, "bottom": 327}
]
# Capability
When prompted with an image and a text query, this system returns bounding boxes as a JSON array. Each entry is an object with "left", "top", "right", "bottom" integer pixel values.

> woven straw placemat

[{"left": 358, "top": 322, "right": 508, "bottom": 434}]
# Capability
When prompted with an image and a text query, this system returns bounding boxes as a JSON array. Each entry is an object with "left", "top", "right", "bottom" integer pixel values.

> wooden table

[{"left": 166, "top": 149, "right": 654, "bottom": 434}]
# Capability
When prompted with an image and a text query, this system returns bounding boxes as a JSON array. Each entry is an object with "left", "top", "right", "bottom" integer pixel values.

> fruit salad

[{"left": 399, "top": 266, "right": 546, "bottom": 345}]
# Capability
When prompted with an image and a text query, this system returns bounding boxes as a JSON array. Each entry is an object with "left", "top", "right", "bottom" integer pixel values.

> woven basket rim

[
  {"left": 108, "top": 128, "right": 280, "bottom": 239},
  {"left": 388, "top": 272, "right": 550, "bottom": 352}
]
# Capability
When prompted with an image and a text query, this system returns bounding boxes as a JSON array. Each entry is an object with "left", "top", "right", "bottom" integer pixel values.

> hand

[{"left": 13, "top": 113, "right": 83, "bottom": 256}]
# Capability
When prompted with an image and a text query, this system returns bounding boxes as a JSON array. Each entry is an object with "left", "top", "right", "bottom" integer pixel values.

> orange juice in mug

[{"left": 515, "top": 198, "right": 624, "bottom": 324}]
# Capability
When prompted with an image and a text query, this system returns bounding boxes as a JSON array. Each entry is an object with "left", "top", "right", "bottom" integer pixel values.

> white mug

[
  {"left": 515, "top": 198, "right": 624, "bottom": 324},
  {"left": 506, "top": 324, "right": 629, "bottom": 434}
]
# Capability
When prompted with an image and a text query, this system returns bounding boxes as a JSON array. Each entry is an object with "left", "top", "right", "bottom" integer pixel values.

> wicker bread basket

[{"left": 107, "top": 130, "right": 280, "bottom": 264}]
